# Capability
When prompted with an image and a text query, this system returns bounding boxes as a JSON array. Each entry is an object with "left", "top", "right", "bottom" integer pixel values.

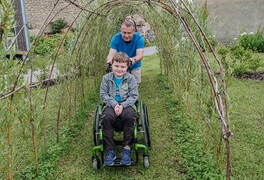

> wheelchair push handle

[
  {"left": 106, "top": 63, "right": 112, "bottom": 73},
  {"left": 128, "top": 61, "right": 132, "bottom": 73}
]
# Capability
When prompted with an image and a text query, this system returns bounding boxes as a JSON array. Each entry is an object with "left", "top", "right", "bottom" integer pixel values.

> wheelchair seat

[{"left": 114, "top": 117, "right": 124, "bottom": 132}]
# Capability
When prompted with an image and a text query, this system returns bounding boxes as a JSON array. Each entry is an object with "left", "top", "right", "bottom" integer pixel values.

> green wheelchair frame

[{"left": 92, "top": 100, "right": 151, "bottom": 169}]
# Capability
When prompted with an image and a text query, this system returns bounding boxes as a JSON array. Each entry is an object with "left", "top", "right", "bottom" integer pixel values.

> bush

[
  {"left": 34, "top": 34, "right": 62, "bottom": 56},
  {"left": 217, "top": 43, "right": 263, "bottom": 75},
  {"left": 248, "top": 57, "right": 262, "bottom": 72},
  {"left": 217, "top": 44, "right": 229, "bottom": 70},
  {"left": 49, "top": 18, "right": 67, "bottom": 34},
  {"left": 239, "top": 33, "right": 264, "bottom": 53}
]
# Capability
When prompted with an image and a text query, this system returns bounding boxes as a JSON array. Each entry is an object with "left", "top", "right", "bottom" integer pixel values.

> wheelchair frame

[{"left": 92, "top": 101, "right": 151, "bottom": 169}]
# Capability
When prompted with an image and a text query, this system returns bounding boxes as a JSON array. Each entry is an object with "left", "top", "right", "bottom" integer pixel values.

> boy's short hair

[{"left": 112, "top": 52, "right": 129, "bottom": 65}]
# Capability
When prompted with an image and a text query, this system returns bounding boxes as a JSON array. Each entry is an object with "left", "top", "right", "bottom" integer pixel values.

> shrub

[
  {"left": 217, "top": 44, "right": 229, "bottom": 70},
  {"left": 230, "top": 45, "right": 252, "bottom": 75},
  {"left": 248, "top": 57, "right": 262, "bottom": 72},
  {"left": 34, "top": 34, "right": 62, "bottom": 56},
  {"left": 49, "top": 18, "right": 67, "bottom": 34},
  {"left": 217, "top": 43, "right": 263, "bottom": 75},
  {"left": 239, "top": 33, "right": 264, "bottom": 53}
]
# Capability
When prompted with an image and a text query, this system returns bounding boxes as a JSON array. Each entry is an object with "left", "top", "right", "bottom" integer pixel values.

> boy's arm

[
  {"left": 100, "top": 75, "right": 118, "bottom": 108},
  {"left": 120, "top": 77, "right": 138, "bottom": 109}
]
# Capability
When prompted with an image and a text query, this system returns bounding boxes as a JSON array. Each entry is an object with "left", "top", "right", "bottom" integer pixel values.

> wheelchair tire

[
  {"left": 143, "top": 154, "right": 150, "bottom": 168},
  {"left": 143, "top": 104, "right": 151, "bottom": 148},
  {"left": 93, "top": 105, "right": 101, "bottom": 146},
  {"left": 92, "top": 156, "right": 101, "bottom": 170},
  {"left": 140, "top": 101, "right": 149, "bottom": 148}
]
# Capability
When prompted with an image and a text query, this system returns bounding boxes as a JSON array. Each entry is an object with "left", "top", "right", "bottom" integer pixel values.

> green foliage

[
  {"left": 0, "top": 57, "right": 23, "bottom": 93},
  {"left": 0, "top": 0, "right": 16, "bottom": 44},
  {"left": 49, "top": 18, "right": 67, "bottom": 34},
  {"left": 144, "top": 36, "right": 156, "bottom": 47},
  {"left": 239, "top": 33, "right": 264, "bottom": 53},
  {"left": 217, "top": 44, "right": 229, "bottom": 70},
  {"left": 230, "top": 45, "right": 251, "bottom": 75},
  {"left": 217, "top": 43, "right": 263, "bottom": 74},
  {"left": 202, "top": 0, "right": 209, "bottom": 22},
  {"left": 17, "top": 100, "right": 94, "bottom": 179},
  {"left": 146, "top": 5, "right": 226, "bottom": 179},
  {"left": 195, "top": 0, "right": 218, "bottom": 51},
  {"left": 33, "top": 34, "right": 62, "bottom": 56},
  {"left": 248, "top": 57, "right": 262, "bottom": 72},
  {"left": 159, "top": 75, "right": 225, "bottom": 179}
]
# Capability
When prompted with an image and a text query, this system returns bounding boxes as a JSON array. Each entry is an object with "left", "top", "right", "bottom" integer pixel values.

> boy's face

[
  {"left": 121, "top": 25, "right": 135, "bottom": 42},
  {"left": 112, "top": 61, "right": 128, "bottom": 78}
]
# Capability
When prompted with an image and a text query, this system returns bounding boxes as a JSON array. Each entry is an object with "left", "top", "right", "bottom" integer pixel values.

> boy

[{"left": 100, "top": 52, "right": 138, "bottom": 166}]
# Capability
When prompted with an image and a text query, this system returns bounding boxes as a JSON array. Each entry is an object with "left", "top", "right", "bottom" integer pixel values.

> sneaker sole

[
  {"left": 120, "top": 160, "right": 131, "bottom": 166},
  {"left": 104, "top": 156, "right": 116, "bottom": 166}
]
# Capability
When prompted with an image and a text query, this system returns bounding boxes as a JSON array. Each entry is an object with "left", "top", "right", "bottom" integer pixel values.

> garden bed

[{"left": 236, "top": 72, "right": 264, "bottom": 81}]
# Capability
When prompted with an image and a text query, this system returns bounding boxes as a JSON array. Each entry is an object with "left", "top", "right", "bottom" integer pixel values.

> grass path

[
  {"left": 53, "top": 54, "right": 184, "bottom": 179},
  {"left": 229, "top": 79, "right": 264, "bottom": 178}
]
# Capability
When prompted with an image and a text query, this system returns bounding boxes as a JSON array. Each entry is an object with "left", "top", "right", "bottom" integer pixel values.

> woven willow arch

[{"left": 2, "top": 0, "right": 232, "bottom": 179}]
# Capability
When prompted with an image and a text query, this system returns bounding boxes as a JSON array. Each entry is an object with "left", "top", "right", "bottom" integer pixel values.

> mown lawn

[
  {"left": 51, "top": 53, "right": 264, "bottom": 179},
  {"left": 52, "top": 54, "right": 185, "bottom": 179},
  {"left": 228, "top": 78, "right": 264, "bottom": 179}
]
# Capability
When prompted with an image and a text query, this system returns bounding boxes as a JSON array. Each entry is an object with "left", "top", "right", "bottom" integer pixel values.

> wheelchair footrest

[{"left": 106, "top": 158, "right": 134, "bottom": 167}]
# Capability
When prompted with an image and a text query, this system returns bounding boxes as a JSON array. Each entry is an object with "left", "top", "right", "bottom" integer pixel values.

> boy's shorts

[{"left": 131, "top": 68, "right": 141, "bottom": 84}]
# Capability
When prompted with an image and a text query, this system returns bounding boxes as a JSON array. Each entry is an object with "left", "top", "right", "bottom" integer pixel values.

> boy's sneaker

[
  {"left": 104, "top": 150, "right": 116, "bottom": 166},
  {"left": 120, "top": 148, "right": 132, "bottom": 165}
]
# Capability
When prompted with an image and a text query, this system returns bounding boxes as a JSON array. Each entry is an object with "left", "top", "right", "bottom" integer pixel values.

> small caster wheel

[
  {"left": 92, "top": 156, "right": 100, "bottom": 170},
  {"left": 143, "top": 154, "right": 150, "bottom": 168}
]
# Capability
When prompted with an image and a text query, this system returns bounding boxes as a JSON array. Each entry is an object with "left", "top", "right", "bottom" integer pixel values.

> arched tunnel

[{"left": 1, "top": 0, "right": 232, "bottom": 179}]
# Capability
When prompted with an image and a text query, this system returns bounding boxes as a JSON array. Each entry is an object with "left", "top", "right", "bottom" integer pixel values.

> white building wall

[{"left": 195, "top": 0, "right": 264, "bottom": 42}]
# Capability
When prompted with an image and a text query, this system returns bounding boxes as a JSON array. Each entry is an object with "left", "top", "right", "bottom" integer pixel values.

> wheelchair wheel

[
  {"left": 93, "top": 105, "right": 101, "bottom": 146},
  {"left": 92, "top": 155, "right": 101, "bottom": 170},
  {"left": 140, "top": 101, "right": 149, "bottom": 148},
  {"left": 143, "top": 154, "right": 150, "bottom": 168},
  {"left": 143, "top": 104, "right": 151, "bottom": 148}
]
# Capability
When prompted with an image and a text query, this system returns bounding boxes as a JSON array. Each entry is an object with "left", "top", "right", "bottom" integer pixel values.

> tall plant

[
  {"left": 0, "top": 1, "right": 16, "bottom": 179},
  {"left": 142, "top": 1, "right": 231, "bottom": 178},
  {"left": 0, "top": 0, "right": 15, "bottom": 45},
  {"left": 1, "top": 0, "right": 231, "bottom": 179}
]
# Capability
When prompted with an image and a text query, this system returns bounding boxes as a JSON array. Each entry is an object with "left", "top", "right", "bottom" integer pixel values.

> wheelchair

[{"left": 91, "top": 100, "right": 151, "bottom": 170}]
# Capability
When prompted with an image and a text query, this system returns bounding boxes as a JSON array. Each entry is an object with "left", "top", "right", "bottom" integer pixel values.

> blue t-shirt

[
  {"left": 114, "top": 76, "right": 124, "bottom": 102},
  {"left": 110, "top": 32, "right": 144, "bottom": 70}
]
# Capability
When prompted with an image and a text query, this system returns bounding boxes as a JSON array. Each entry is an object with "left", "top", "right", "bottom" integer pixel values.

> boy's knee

[
  {"left": 101, "top": 107, "right": 116, "bottom": 128},
  {"left": 122, "top": 108, "right": 137, "bottom": 127}
]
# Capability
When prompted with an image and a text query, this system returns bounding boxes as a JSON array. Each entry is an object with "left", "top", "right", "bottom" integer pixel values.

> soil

[{"left": 235, "top": 72, "right": 264, "bottom": 81}]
